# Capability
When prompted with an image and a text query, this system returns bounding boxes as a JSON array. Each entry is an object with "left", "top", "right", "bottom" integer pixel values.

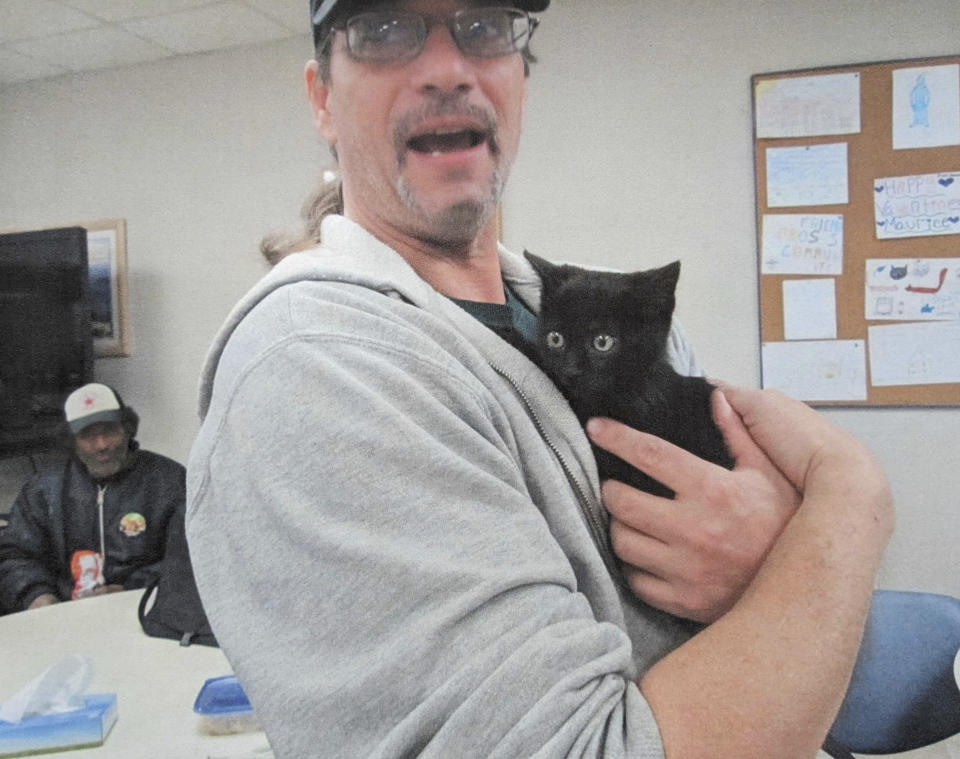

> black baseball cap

[{"left": 310, "top": 0, "right": 551, "bottom": 48}]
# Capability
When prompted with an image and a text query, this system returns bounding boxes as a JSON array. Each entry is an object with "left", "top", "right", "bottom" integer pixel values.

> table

[{"left": 0, "top": 590, "right": 272, "bottom": 758}]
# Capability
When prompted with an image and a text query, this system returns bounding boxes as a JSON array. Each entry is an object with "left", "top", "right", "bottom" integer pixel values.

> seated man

[{"left": 0, "top": 383, "right": 185, "bottom": 612}]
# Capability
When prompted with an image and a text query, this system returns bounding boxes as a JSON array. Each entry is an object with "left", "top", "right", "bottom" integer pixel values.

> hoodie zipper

[
  {"left": 490, "top": 363, "right": 620, "bottom": 579},
  {"left": 97, "top": 485, "right": 107, "bottom": 562}
]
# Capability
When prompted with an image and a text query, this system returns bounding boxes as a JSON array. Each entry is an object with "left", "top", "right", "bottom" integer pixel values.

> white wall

[
  {"left": 1, "top": 5, "right": 958, "bottom": 752},
  {"left": 0, "top": 37, "right": 333, "bottom": 516},
  {"left": 2, "top": 0, "right": 957, "bottom": 595},
  {"left": 509, "top": 1, "right": 960, "bottom": 601}
]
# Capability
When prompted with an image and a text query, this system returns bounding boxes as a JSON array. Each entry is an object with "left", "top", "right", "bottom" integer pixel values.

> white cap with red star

[{"left": 64, "top": 383, "right": 123, "bottom": 434}]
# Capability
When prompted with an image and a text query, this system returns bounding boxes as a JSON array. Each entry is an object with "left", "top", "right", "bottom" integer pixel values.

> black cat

[{"left": 524, "top": 252, "right": 734, "bottom": 497}]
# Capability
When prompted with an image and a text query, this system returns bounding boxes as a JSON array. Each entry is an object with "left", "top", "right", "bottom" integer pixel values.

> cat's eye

[
  {"left": 592, "top": 335, "right": 617, "bottom": 352},
  {"left": 546, "top": 331, "right": 565, "bottom": 350}
]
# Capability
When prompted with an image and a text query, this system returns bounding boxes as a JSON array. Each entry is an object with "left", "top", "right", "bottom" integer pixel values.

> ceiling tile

[
  {"left": 243, "top": 0, "right": 308, "bottom": 33},
  {"left": 0, "top": 46, "right": 70, "bottom": 84},
  {"left": 10, "top": 26, "right": 173, "bottom": 73},
  {"left": 0, "top": 0, "right": 307, "bottom": 87},
  {"left": 59, "top": 0, "right": 218, "bottom": 23},
  {"left": 0, "top": 0, "right": 100, "bottom": 43},
  {"left": 120, "top": 1, "right": 295, "bottom": 55}
]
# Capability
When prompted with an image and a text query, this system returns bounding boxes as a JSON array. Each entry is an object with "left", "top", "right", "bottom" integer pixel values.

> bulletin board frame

[{"left": 752, "top": 54, "right": 960, "bottom": 406}]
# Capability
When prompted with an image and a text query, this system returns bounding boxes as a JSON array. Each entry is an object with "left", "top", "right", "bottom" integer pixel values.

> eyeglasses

[{"left": 331, "top": 7, "right": 539, "bottom": 64}]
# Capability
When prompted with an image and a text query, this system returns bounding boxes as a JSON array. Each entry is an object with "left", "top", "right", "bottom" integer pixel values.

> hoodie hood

[{"left": 197, "top": 215, "right": 542, "bottom": 419}]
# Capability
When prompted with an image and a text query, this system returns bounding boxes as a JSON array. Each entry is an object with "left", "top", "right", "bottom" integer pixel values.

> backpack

[{"left": 138, "top": 503, "right": 217, "bottom": 647}]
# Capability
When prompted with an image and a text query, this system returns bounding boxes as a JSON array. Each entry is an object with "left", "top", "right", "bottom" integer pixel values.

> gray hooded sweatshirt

[{"left": 187, "top": 215, "right": 702, "bottom": 759}]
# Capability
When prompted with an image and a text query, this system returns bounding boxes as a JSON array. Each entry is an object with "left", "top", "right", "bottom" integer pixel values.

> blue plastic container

[{"left": 193, "top": 675, "right": 260, "bottom": 735}]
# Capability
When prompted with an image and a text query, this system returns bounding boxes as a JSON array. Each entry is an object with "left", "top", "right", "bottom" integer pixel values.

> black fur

[{"left": 525, "top": 252, "right": 734, "bottom": 497}]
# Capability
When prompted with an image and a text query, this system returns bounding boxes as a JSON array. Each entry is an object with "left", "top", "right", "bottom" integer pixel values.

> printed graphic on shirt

[
  {"left": 71, "top": 550, "right": 105, "bottom": 599},
  {"left": 119, "top": 512, "right": 147, "bottom": 537}
]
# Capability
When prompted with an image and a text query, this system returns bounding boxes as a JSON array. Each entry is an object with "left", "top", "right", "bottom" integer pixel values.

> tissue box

[{"left": 0, "top": 694, "right": 117, "bottom": 757}]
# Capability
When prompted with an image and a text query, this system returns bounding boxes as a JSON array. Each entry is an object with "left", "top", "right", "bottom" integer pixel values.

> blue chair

[{"left": 824, "top": 590, "right": 960, "bottom": 758}]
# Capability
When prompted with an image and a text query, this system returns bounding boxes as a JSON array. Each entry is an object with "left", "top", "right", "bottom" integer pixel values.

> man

[
  {"left": 0, "top": 383, "right": 185, "bottom": 612},
  {"left": 186, "top": 2, "right": 892, "bottom": 757}
]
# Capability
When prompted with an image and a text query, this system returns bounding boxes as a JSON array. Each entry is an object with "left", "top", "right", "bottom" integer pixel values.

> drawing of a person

[{"left": 910, "top": 74, "right": 930, "bottom": 127}]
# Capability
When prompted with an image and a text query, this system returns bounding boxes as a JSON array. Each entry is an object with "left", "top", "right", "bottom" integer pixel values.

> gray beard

[
  {"left": 79, "top": 450, "right": 129, "bottom": 480},
  {"left": 396, "top": 168, "right": 503, "bottom": 248}
]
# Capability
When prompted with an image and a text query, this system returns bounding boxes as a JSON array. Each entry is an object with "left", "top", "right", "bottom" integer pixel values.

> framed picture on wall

[
  {"left": 0, "top": 217, "right": 132, "bottom": 357},
  {"left": 84, "top": 218, "right": 130, "bottom": 357}
]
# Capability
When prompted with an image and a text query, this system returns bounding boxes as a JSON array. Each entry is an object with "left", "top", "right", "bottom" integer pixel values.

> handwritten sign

[
  {"left": 873, "top": 171, "right": 960, "bottom": 238},
  {"left": 761, "top": 214, "right": 844, "bottom": 274},
  {"left": 766, "top": 143, "right": 849, "bottom": 207},
  {"left": 755, "top": 72, "right": 861, "bottom": 138}
]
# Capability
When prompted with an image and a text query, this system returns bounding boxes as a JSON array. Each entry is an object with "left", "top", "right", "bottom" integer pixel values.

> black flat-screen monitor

[{"left": 0, "top": 227, "right": 94, "bottom": 455}]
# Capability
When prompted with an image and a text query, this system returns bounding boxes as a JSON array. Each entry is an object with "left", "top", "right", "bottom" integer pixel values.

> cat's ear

[
  {"left": 648, "top": 260, "right": 681, "bottom": 295},
  {"left": 524, "top": 250, "right": 567, "bottom": 292}
]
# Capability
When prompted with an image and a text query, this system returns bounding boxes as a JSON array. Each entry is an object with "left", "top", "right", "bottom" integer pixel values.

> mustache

[{"left": 393, "top": 95, "right": 499, "bottom": 162}]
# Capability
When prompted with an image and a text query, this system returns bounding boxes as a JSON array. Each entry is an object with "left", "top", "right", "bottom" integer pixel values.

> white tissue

[{"left": 0, "top": 654, "right": 93, "bottom": 724}]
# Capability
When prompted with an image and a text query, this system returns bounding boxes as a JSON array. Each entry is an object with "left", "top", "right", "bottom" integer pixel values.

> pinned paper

[
  {"left": 865, "top": 258, "right": 960, "bottom": 320},
  {"left": 0, "top": 655, "right": 92, "bottom": 724},
  {"left": 766, "top": 143, "right": 849, "bottom": 207},
  {"left": 755, "top": 72, "right": 861, "bottom": 138},
  {"left": 868, "top": 322, "right": 960, "bottom": 386},
  {"left": 892, "top": 64, "right": 960, "bottom": 150},
  {"left": 873, "top": 171, "right": 960, "bottom": 239},
  {"left": 783, "top": 279, "right": 837, "bottom": 340},
  {"left": 762, "top": 214, "right": 844, "bottom": 274},
  {"left": 762, "top": 340, "right": 867, "bottom": 402}
]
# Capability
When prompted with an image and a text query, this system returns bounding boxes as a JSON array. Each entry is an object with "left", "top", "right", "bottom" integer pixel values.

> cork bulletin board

[{"left": 752, "top": 54, "right": 960, "bottom": 406}]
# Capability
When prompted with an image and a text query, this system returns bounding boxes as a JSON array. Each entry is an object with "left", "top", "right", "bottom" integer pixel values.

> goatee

[
  {"left": 393, "top": 94, "right": 503, "bottom": 248},
  {"left": 397, "top": 169, "right": 502, "bottom": 249}
]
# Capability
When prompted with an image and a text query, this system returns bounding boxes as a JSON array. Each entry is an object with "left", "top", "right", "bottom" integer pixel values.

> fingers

[
  {"left": 621, "top": 567, "right": 694, "bottom": 620},
  {"left": 586, "top": 417, "right": 719, "bottom": 498},
  {"left": 603, "top": 479, "right": 675, "bottom": 539},
  {"left": 613, "top": 522, "right": 745, "bottom": 623},
  {"left": 715, "top": 383, "right": 853, "bottom": 491},
  {"left": 710, "top": 387, "right": 756, "bottom": 467},
  {"left": 596, "top": 392, "right": 802, "bottom": 623},
  {"left": 27, "top": 593, "right": 60, "bottom": 609},
  {"left": 86, "top": 584, "right": 124, "bottom": 597},
  {"left": 610, "top": 512, "right": 706, "bottom": 621},
  {"left": 711, "top": 387, "right": 801, "bottom": 512},
  {"left": 606, "top": 484, "right": 753, "bottom": 623},
  {"left": 609, "top": 515, "right": 669, "bottom": 570}
]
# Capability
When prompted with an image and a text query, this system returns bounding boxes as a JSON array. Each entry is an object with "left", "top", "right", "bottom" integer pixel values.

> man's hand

[
  {"left": 633, "top": 385, "right": 893, "bottom": 759},
  {"left": 27, "top": 593, "right": 60, "bottom": 610},
  {"left": 88, "top": 583, "right": 124, "bottom": 596},
  {"left": 719, "top": 384, "right": 892, "bottom": 512},
  {"left": 76, "top": 583, "right": 125, "bottom": 599},
  {"left": 587, "top": 387, "right": 799, "bottom": 623}
]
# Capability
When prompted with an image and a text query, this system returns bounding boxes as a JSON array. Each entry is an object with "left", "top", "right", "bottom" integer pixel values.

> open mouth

[{"left": 407, "top": 128, "right": 486, "bottom": 156}]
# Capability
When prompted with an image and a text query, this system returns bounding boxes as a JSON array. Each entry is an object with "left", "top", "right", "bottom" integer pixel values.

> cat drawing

[{"left": 525, "top": 251, "right": 734, "bottom": 498}]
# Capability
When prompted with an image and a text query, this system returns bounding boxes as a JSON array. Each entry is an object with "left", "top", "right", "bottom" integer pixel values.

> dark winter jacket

[{"left": 0, "top": 446, "right": 185, "bottom": 612}]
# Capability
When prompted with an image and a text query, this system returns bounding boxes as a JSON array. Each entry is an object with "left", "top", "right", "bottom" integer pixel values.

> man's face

[
  {"left": 74, "top": 422, "right": 130, "bottom": 479},
  {"left": 309, "top": 0, "right": 528, "bottom": 248}
]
